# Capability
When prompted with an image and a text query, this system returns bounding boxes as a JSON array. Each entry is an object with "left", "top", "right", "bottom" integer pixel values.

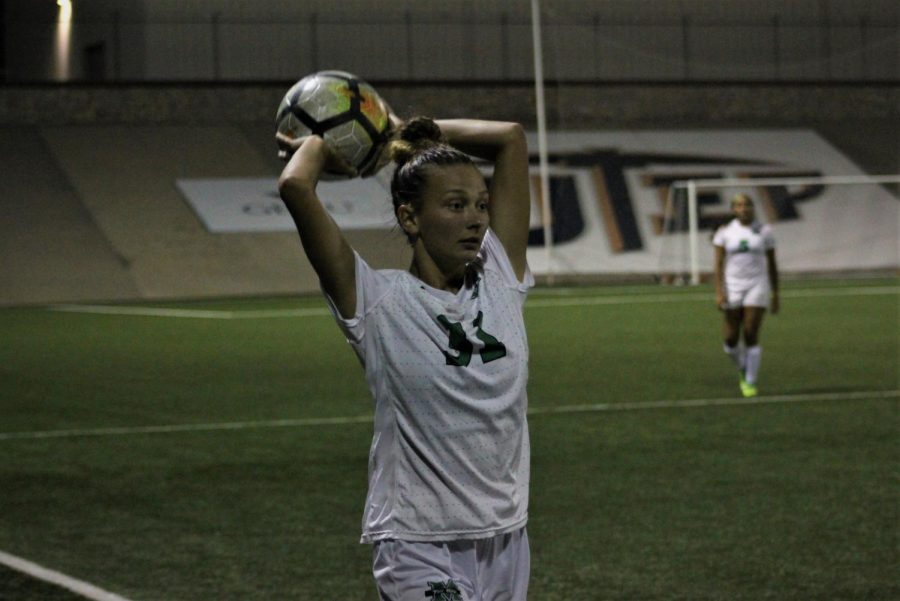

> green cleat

[{"left": 739, "top": 378, "right": 758, "bottom": 398}]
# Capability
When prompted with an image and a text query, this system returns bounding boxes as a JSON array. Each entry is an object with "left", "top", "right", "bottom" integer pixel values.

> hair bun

[
  {"left": 399, "top": 116, "right": 443, "bottom": 145},
  {"left": 389, "top": 116, "right": 444, "bottom": 166}
]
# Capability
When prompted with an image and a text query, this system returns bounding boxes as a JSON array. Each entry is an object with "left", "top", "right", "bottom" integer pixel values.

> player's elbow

[
  {"left": 495, "top": 122, "right": 527, "bottom": 163},
  {"left": 278, "top": 174, "right": 316, "bottom": 204},
  {"left": 502, "top": 122, "right": 527, "bottom": 148}
]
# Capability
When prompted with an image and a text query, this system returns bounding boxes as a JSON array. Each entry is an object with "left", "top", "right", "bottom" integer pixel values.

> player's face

[
  {"left": 732, "top": 196, "right": 755, "bottom": 224},
  {"left": 410, "top": 163, "right": 490, "bottom": 272}
]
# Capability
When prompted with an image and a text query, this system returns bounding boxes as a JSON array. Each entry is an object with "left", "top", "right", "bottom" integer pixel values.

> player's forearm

[
  {"left": 436, "top": 119, "right": 526, "bottom": 162},
  {"left": 278, "top": 137, "right": 343, "bottom": 237},
  {"left": 713, "top": 250, "right": 725, "bottom": 294},
  {"left": 279, "top": 178, "right": 349, "bottom": 280},
  {"left": 278, "top": 136, "right": 329, "bottom": 194},
  {"left": 278, "top": 137, "right": 357, "bottom": 316},
  {"left": 766, "top": 250, "right": 779, "bottom": 293}
]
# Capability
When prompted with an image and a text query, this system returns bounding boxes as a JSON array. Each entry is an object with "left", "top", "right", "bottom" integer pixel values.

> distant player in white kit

[
  {"left": 277, "top": 115, "right": 532, "bottom": 600},
  {"left": 713, "top": 193, "right": 779, "bottom": 397}
]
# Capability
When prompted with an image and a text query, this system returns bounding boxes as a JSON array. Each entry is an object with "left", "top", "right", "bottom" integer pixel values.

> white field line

[
  {"left": 0, "top": 415, "right": 374, "bottom": 441},
  {"left": 526, "top": 285, "right": 899, "bottom": 309},
  {"left": 47, "top": 285, "right": 898, "bottom": 319},
  {"left": 0, "top": 550, "right": 133, "bottom": 601},
  {"left": 47, "top": 304, "right": 331, "bottom": 319},
  {"left": 0, "top": 390, "right": 896, "bottom": 442},
  {"left": 527, "top": 389, "right": 899, "bottom": 415}
]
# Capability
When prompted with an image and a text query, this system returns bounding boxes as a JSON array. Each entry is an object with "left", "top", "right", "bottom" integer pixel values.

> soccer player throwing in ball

[
  {"left": 713, "top": 193, "right": 779, "bottom": 397},
  {"left": 277, "top": 115, "right": 532, "bottom": 600}
]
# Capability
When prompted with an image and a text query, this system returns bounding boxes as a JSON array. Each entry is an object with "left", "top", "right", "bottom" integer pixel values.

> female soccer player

[
  {"left": 713, "top": 193, "right": 779, "bottom": 397},
  {"left": 277, "top": 116, "right": 532, "bottom": 600}
]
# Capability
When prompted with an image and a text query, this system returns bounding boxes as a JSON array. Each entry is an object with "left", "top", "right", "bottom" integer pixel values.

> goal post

[
  {"left": 662, "top": 174, "right": 900, "bottom": 285},
  {"left": 530, "top": 0, "right": 554, "bottom": 283}
]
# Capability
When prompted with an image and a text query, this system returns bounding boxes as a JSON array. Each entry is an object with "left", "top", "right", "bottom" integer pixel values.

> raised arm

[
  {"left": 435, "top": 120, "right": 531, "bottom": 281},
  {"left": 277, "top": 134, "right": 357, "bottom": 318}
]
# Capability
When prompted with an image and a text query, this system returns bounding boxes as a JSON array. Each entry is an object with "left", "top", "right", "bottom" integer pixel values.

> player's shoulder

[
  {"left": 356, "top": 253, "right": 403, "bottom": 282},
  {"left": 478, "top": 229, "right": 533, "bottom": 291},
  {"left": 758, "top": 222, "right": 776, "bottom": 248},
  {"left": 712, "top": 219, "right": 737, "bottom": 243},
  {"left": 722, "top": 218, "right": 742, "bottom": 232},
  {"left": 354, "top": 254, "right": 409, "bottom": 307},
  {"left": 752, "top": 221, "right": 774, "bottom": 236}
]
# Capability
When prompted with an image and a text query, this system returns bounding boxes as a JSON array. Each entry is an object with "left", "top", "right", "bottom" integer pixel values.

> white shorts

[
  {"left": 372, "top": 528, "right": 530, "bottom": 601},
  {"left": 724, "top": 280, "right": 770, "bottom": 310}
]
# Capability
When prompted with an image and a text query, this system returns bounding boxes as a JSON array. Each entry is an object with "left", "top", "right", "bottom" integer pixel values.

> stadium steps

[
  {"left": 0, "top": 127, "right": 140, "bottom": 306},
  {"left": 1, "top": 124, "right": 410, "bottom": 305},
  {"left": 40, "top": 125, "right": 324, "bottom": 301}
]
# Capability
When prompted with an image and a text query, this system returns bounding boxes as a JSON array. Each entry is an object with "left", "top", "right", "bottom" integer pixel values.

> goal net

[{"left": 657, "top": 175, "right": 900, "bottom": 285}]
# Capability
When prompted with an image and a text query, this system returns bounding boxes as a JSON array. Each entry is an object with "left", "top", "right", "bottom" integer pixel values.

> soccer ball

[{"left": 276, "top": 70, "right": 391, "bottom": 179}]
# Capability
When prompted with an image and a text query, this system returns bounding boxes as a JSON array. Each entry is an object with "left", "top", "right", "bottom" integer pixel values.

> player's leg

[
  {"left": 372, "top": 539, "right": 474, "bottom": 601},
  {"left": 739, "top": 280, "right": 771, "bottom": 396},
  {"left": 476, "top": 528, "right": 530, "bottom": 601},
  {"left": 740, "top": 306, "right": 767, "bottom": 396},
  {"left": 721, "top": 306, "right": 745, "bottom": 375}
]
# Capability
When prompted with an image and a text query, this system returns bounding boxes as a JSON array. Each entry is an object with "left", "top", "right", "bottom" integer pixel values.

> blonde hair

[{"left": 731, "top": 193, "right": 753, "bottom": 206}]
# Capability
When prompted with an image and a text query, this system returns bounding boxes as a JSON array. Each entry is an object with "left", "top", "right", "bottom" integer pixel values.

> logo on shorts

[{"left": 425, "top": 579, "right": 463, "bottom": 601}]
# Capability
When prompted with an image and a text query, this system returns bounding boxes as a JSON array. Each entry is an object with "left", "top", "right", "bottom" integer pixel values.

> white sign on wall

[{"left": 176, "top": 175, "right": 396, "bottom": 232}]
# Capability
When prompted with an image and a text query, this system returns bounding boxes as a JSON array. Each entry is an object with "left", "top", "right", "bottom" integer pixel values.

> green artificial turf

[{"left": 0, "top": 279, "right": 896, "bottom": 600}]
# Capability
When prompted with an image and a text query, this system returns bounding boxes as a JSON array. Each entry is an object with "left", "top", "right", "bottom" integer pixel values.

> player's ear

[{"left": 396, "top": 204, "right": 419, "bottom": 239}]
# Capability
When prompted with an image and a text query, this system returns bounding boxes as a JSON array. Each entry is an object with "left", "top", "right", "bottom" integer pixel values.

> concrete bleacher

[
  {"left": 1, "top": 123, "right": 410, "bottom": 306},
  {"left": 0, "top": 126, "right": 140, "bottom": 304},
  {"left": 45, "top": 124, "right": 309, "bottom": 299}
]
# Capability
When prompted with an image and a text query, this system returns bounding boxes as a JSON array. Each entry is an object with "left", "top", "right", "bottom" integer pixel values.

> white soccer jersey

[
  {"left": 713, "top": 218, "right": 776, "bottom": 292},
  {"left": 325, "top": 230, "right": 534, "bottom": 544}
]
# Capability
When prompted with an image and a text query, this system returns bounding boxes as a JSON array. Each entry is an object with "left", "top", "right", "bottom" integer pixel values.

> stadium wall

[
  {"left": 5, "top": 0, "right": 897, "bottom": 83},
  {"left": 0, "top": 83, "right": 897, "bottom": 306},
  {"left": 2, "top": 82, "right": 898, "bottom": 127}
]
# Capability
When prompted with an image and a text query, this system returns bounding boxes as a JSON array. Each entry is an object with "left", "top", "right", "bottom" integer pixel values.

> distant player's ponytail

[{"left": 389, "top": 117, "right": 474, "bottom": 242}]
